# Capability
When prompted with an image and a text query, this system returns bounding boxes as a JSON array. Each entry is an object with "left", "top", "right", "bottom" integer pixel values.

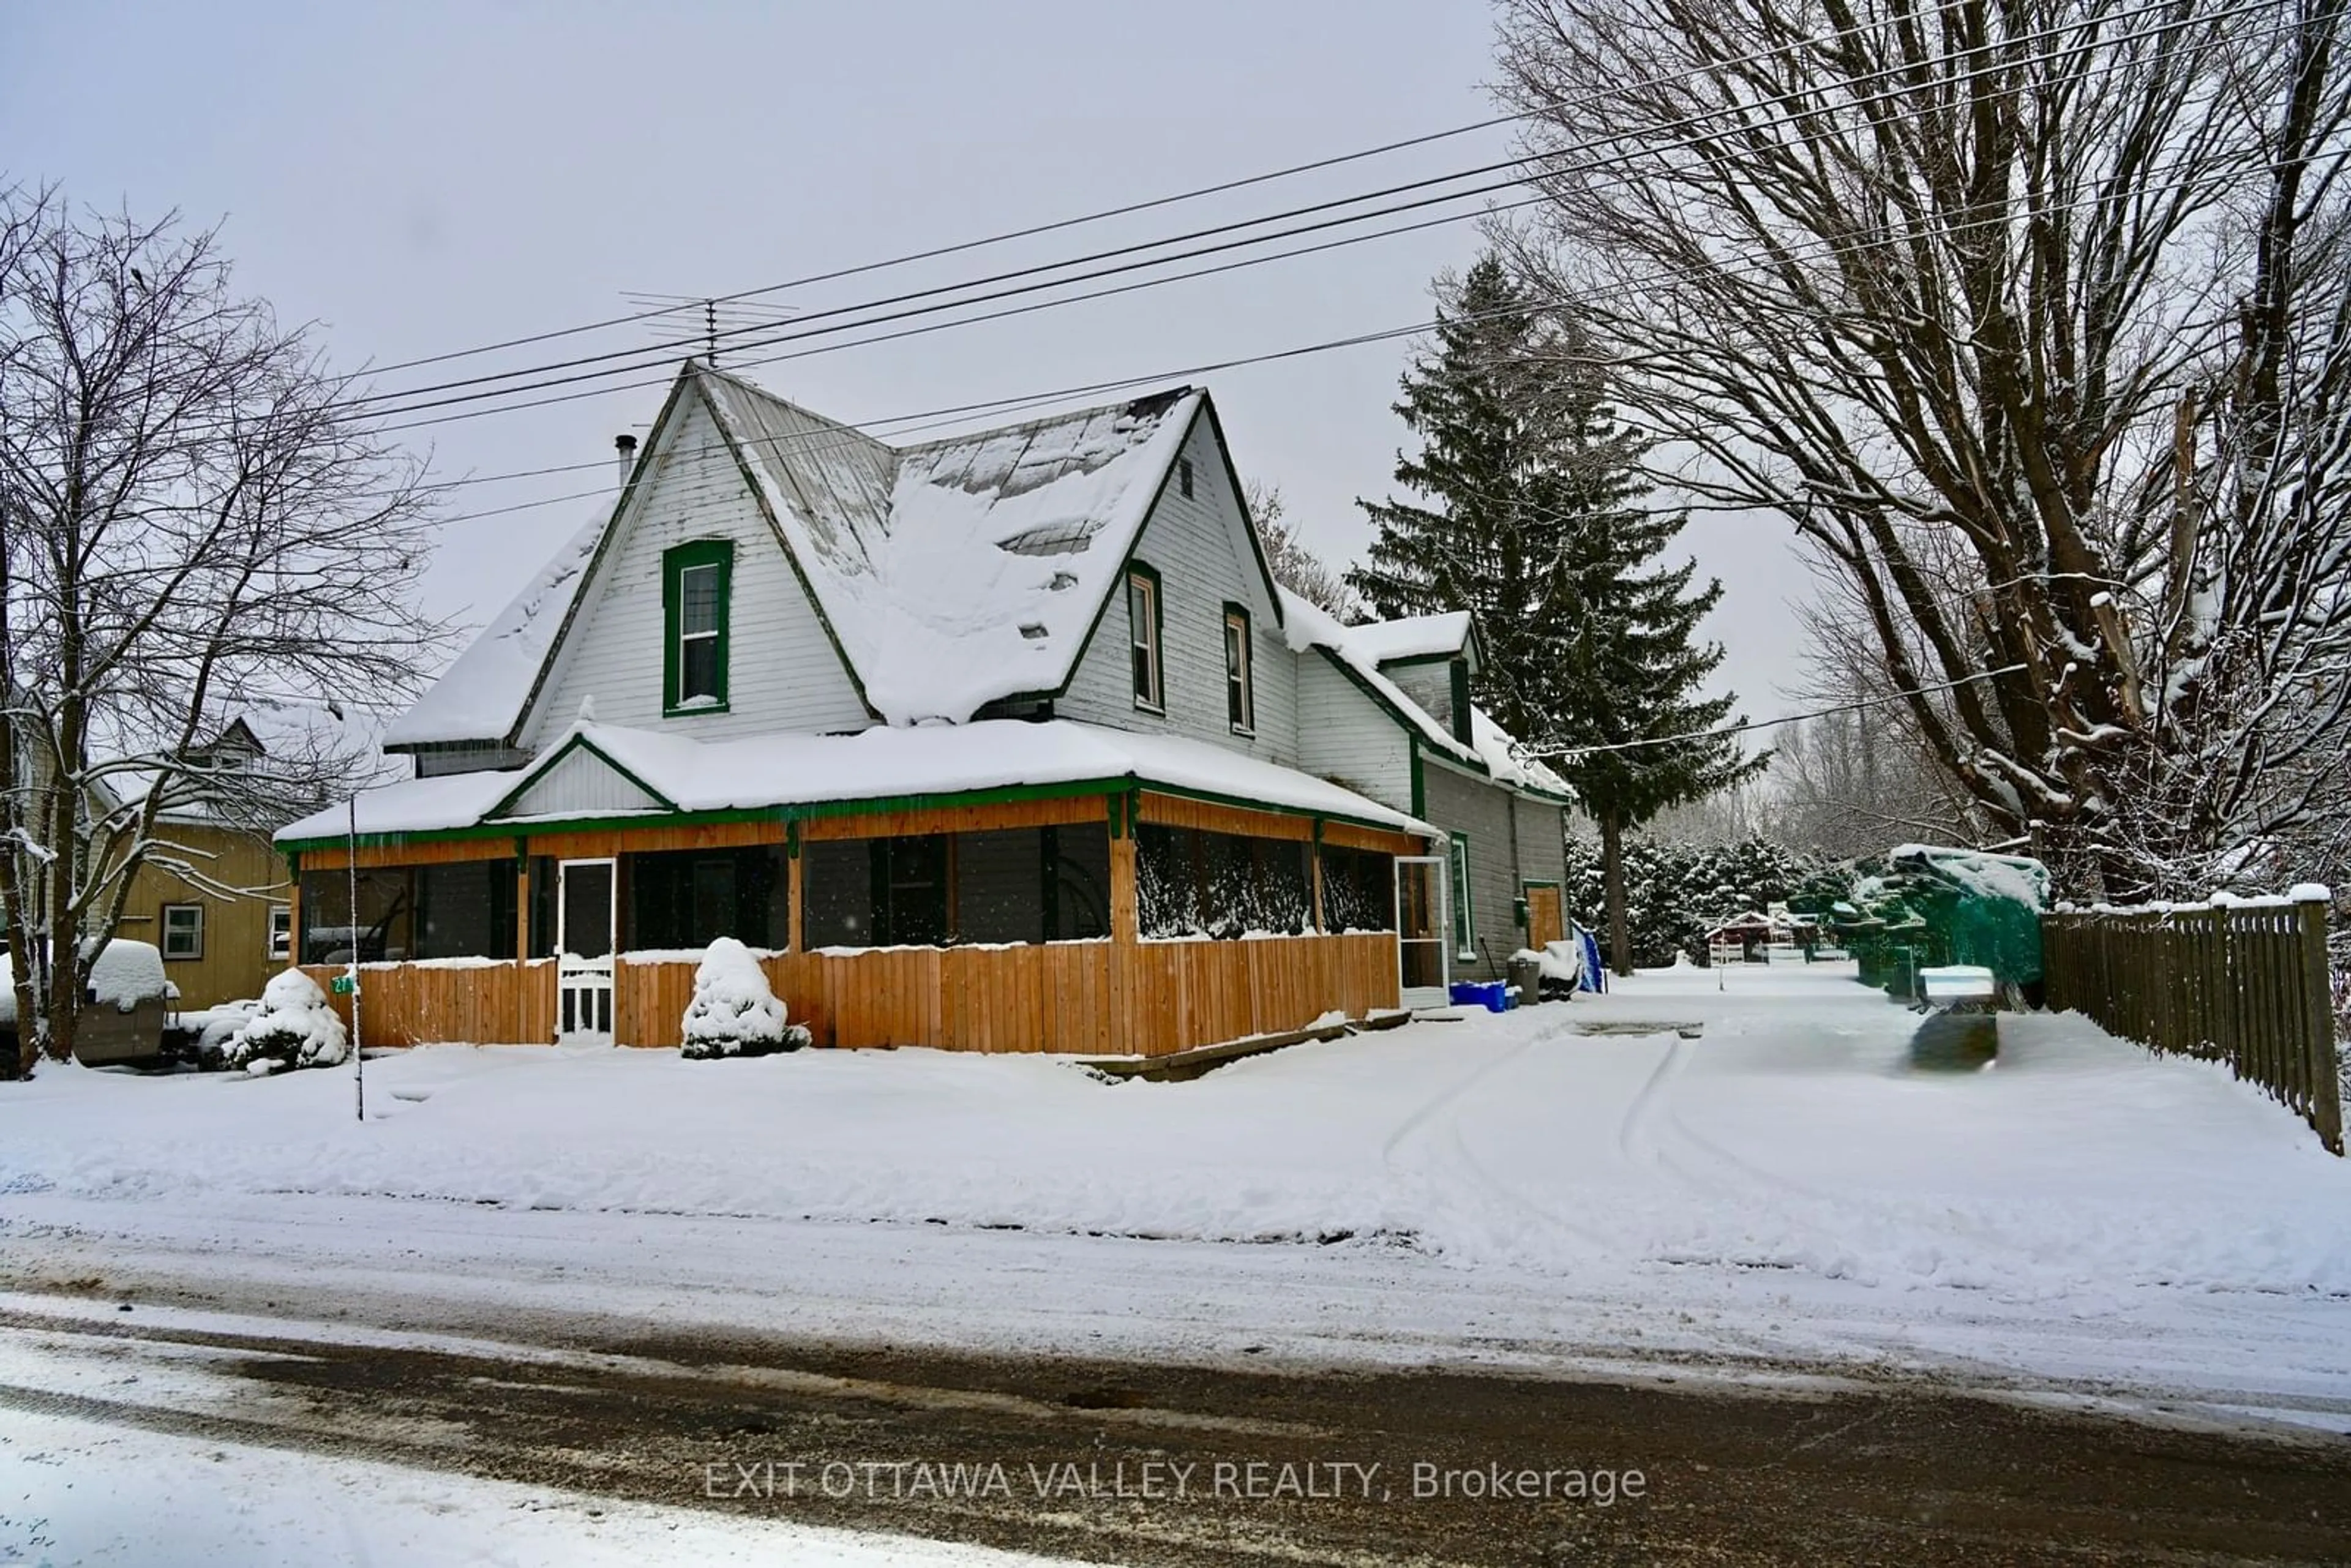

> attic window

[
  {"left": 1178, "top": 457, "right": 1194, "bottom": 499},
  {"left": 1127, "top": 564, "right": 1163, "bottom": 713},
  {"left": 663, "top": 539, "right": 733, "bottom": 715},
  {"left": 1223, "top": 603, "right": 1254, "bottom": 734}
]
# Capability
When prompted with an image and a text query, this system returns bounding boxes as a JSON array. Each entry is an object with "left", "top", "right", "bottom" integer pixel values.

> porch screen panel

[
  {"left": 956, "top": 828, "right": 1044, "bottom": 945},
  {"left": 1139, "top": 826, "right": 1313, "bottom": 939},
  {"left": 528, "top": 857, "right": 558, "bottom": 959},
  {"left": 625, "top": 846, "right": 786, "bottom": 950},
  {"left": 414, "top": 861, "right": 517, "bottom": 960},
  {"left": 874, "top": 835, "right": 948, "bottom": 947},
  {"left": 1318, "top": 846, "right": 1397, "bottom": 934},
  {"left": 802, "top": 839, "right": 874, "bottom": 948},
  {"left": 1049, "top": 823, "right": 1111, "bottom": 940},
  {"left": 296, "top": 868, "right": 416, "bottom": 964}
]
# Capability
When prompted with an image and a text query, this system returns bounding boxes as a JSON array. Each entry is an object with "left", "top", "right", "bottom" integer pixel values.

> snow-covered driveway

[{"left": 5, "top": 962, "right": 2348, "bottom": 1428}]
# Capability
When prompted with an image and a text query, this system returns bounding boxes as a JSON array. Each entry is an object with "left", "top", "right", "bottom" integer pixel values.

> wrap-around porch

[{"left": 288, "top": 787, "right": 1431, "bottom": 1056}]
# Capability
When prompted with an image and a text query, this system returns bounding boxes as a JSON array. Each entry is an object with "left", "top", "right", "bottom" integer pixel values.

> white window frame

[
  {"left": 1127, "top": 570, "right": 1163, "bottom": 712},
  {"left": 268, "top": 904, "right": 292, "bottom": 963},
  {"left": 675, "top": 560, "right": 723, "bottom": 705},
  {"left": 160, "top": 902, "right": 204, "bottom": 962},
  {"left": 1223, "top": 607, "right": 1254, "bottom": 733},
  {"left": 1448, "top": 835, "right": 1476, "bottom": 961}
]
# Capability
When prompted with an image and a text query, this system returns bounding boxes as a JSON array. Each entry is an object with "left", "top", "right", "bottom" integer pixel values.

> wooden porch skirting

[{"left": 301, "top": 931, "right": 1399, "bottom": 1057}]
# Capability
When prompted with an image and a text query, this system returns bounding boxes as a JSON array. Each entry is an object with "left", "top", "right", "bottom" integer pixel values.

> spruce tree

[{"left": 1353, "top": 253, "right": 1764, "bottom": 975}]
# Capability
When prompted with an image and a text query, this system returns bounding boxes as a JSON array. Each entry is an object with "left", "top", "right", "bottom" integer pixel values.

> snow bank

[
  {"left": 681, "top": 938, "right": 807, "bottom": 1060},
  {"left": 227, "top": 969, "right": 351, "bottom": 1071}
]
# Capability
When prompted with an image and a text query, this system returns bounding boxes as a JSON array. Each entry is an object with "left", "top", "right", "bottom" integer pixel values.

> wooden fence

[
  {"left": 304, "top": 931, "right": 1400, "bottom": 1058},
  {"left": 2041, "top": 897, "right": 2342, "bottom": 1154}
]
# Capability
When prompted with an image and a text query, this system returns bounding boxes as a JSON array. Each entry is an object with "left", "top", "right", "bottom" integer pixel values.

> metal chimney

[{"left": 615, "top": 433, "right": 639, "bottom": 487}]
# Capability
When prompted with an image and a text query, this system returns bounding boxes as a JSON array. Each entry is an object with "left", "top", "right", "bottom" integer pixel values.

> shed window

[
  {"left": 268, "top": 905, "right": 291, "bottom": 963},
  {"left": 160, "top": 903, "right": 203, "bottom": 961},
  {"left": 1449, "top": 834, "right": 1476, "bottom": 960},
  {"left": 1127, "top": 566, "right": 1163, "bottom": 711},
  {"left": 1223, "top": 605, "right": 1253, "bottom": 733},
  {"left": 662, "top": 540, "right": 732, "bottom": 713}
]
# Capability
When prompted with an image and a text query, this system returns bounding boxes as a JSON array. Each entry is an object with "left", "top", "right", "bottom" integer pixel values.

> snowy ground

[
  {"left": 5, "top": 962, "right": 2349, "bottom": 1438},
  {"left": 0, "top": 1403, "right": 1068, "bottom": 1567}
]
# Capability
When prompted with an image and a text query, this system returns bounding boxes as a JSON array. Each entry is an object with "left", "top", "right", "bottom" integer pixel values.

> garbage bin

[{"left": 1507, "top": 954, "right": 1542, "bottom": 1008}]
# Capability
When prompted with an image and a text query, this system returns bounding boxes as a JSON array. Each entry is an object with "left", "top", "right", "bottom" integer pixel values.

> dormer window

[
  {"left": 1223, "top": 604, "right": 1253, "bottom": 733},
  {"left": 1127, "top": 564, "right": 1163, "bottom": 712},
  {"left": 1178, "top": 457, "right": 1194, "bottom": 498},
  {"left": 663, "top": 540, "right": 732, "bottom": 715}
]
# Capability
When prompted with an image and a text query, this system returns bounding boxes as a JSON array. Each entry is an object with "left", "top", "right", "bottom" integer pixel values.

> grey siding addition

[
  {"left": 1419, "top": 759, "right": 1524, "bottom": 980},
  {"left": 523, "top": 395, "right": 872, "bottom": 749},
  {"left": 1513, "top": 795, "right": 1567, "bottom": 888},
  {"left": 1057, "top": 419, "right": 1297, "bottom": 764}
]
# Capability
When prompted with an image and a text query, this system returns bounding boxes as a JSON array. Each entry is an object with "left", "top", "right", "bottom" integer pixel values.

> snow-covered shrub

[
  {"left": 681, "top": 937, "right": 808, "bottom": 1059},
  {"left": 226, "top": 969, "right": 351, "bottom": 1071}
]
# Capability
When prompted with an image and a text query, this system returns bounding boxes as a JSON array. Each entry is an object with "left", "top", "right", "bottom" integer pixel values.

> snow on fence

[{"left": 2041, "top": 893, "right": 2342, "bottom": 1154}]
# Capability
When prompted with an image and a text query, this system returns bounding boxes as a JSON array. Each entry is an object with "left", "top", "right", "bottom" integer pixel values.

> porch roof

[{"left": 277, "top": 719, "right": 1439, "bottom": 848}]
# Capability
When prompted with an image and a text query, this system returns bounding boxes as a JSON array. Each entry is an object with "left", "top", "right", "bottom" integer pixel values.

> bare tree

[
  {"left": 1494, "top": 0, "right": 2351, "bottom": 899},
  {"left": 1244, "top": 479, "right": 1366, "bottom": 621},
  {"left": 0, "top": 187, "right": 446, "bottom": 1076}
]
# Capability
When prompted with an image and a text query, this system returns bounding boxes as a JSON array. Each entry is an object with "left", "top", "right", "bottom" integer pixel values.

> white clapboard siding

[
  {"left": 1293, "top": 652, "right": 1413, "bottom": 811},
  {"left": 523, "top": 394, "right": 873, "bottom": 746},
  {"left": 1512, "top": 794, "right": 1567, "bottom": 887},
  {"left": 497, "top": 746, "right": 666, "bottom": 819},
  {"left": 1057, "top": 418, "right": 1298, "bottom": 764}
]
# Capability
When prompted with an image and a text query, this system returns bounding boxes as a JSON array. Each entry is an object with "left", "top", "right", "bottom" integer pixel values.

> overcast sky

[{"left": 4, "top": 0, "right": 1815, "bottom": 717}]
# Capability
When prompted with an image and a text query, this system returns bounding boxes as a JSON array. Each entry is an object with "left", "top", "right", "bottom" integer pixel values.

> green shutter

[{"left": 662, "top": 539, "right": 733, "bottom": 716}]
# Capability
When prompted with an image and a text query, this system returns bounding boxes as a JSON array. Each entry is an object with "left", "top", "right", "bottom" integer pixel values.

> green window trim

[
  {"left": 1127, "top": 561, "right": 1164, "bottom": 714},
  {"left": 1222, "top": 600, "right": 1254, "bottom": 734},
  {"left": 662, "top": 539, "right": 733, "bottom": 716},
  {"left": 1447, "top": 833, "right": 1475, "bottom": 961}
]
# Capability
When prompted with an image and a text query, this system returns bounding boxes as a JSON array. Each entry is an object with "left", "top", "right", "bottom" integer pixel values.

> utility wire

[
  {"left": 347, "top": 0, "right": 2259, "bottom": 419},
  {"left": 1526, "top": 666, "right": 2033, "bottom": 759},
  {"left": 353, "top": 0, "right": 2135, "bottom": 383},
  {"left": 386, "top": 150, "right": 2274, "bottom": 522}
]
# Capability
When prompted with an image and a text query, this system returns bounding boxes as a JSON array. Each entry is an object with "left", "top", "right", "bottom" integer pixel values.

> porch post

[
  {"left": 1107, "top": 790, "right": 1138, "bottom": 1055},
  {"left": 786, "top": 819, "right": 804, "bottom": 953},
  {"left": 1310, "top": 819, "right": 1327, "bottom": 933}
]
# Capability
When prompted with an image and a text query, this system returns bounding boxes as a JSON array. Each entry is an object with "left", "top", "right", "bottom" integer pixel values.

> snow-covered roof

[
  {"left": 385, "top": 508, "right": 605, "bottom": 749},
  {"left": 391, "top": 369, "right": 1210, "bottom": 747},
  {"left": 1276, "top": 589, "right": 1569, "bottom": 803},
  {"left": 1345, "top": 611, "right": 1475, "bottom": 669},
  {"left": 1468, "top": 706, "right": 1573, "bottom": 798},
  {"left": 279, "top": 719, "right": 1436, "bottom": 846},
  {"left": 702, "top": 369, "right": 1204, "bottom": 727}
]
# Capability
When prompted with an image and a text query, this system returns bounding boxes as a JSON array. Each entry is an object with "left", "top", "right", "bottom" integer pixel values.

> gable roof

[
  {"left": 698, "top": 367, "right": 1206, "bottom": 726},
  {"left": 1277, "top": 588, "right": 1572, "bottom": 803},
  {"left": 1346, "top": 612, "right": 1482, "bottom": 672},
  {"left": 392, "top": 364, "right": 1234, "bottom": 748},
  {"left": 383, "top": 507, "right": 606, "bottom": 750}
]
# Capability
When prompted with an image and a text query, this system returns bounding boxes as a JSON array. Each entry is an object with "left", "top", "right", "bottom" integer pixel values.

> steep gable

[
  {"left": 1057, "top": 408, "right": 1297, "bottom": 762},
  {"left": 519, "top": 386, "right": 874, "bottom": 747},
  {"left": 702, "top": 367, "right": 1201, "bottom": 726}
]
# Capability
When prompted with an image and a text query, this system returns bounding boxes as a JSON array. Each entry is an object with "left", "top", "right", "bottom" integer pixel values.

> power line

[
  {"left": 352, "top": 0, "right": 2115, "bottom": 384},
  {"left": 348, "top": 0, "right": 2257, "bottom": 421},
  {"left": 1526, "top": 666, "right": 2033, "bottom": 760},
  {"left": 386, "top": 148, "right": 2273, "bottom": 523}
]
